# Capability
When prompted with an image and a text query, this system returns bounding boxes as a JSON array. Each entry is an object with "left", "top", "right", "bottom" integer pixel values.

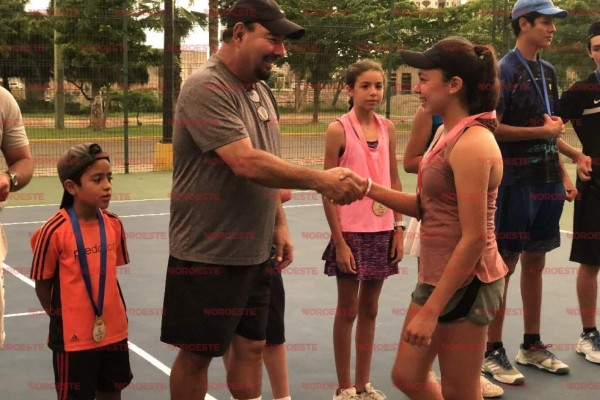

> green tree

[
  {"left": 445, "top": 0, "right": 504, "bottom": 50},
  {"left": 53, "top": 0, "right": 161, "bottom": 129},
  {"left": 278, "top": 0, "right": 413, "bottom": 122},
  {"left": 541, "top": 0, "right": 598, "bottom": 87},
  {"left": 142, "top": 0, "right": 207, "bottom": 141},
  {"left": 112, "top": 88, "right": 160, "bottom": 125},
  {"left": 0, "top": 0, "right": 53, "bottom": 101},
  {"left": 143, "top": 0, "right": 207, "bottom": 101},
  {"left": 208, "top": 0, "right": 219, "bottom": 55}
]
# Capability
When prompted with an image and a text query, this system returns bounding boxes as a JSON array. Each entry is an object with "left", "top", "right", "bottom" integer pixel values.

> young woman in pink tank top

[
  {"left": 321, "top": 60, "right": 404, "bottom": 400},
  {"left": 356, "top": 37, "right": 508, "bottom": 399}
]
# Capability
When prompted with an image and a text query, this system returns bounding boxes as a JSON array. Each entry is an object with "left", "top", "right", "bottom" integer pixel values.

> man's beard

[{"left": 256, "top": 66, "right": 272, "bottom": 81}]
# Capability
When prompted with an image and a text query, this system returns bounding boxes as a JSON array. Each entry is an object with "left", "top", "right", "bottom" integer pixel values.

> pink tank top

[
  {"left": 336, "top": 111, "right": 393, "bottom": 232},
  {"left": 419, "top": 121, "right": 508, "bottom": 285}
]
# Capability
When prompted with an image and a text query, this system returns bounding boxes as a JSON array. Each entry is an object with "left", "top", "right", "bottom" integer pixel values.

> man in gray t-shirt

[
  {"left": 0, "top": 86, "right": 34, "bottom": 348},
  {"left": 160, "top": 1, "right": 366, "bottom": 399}
]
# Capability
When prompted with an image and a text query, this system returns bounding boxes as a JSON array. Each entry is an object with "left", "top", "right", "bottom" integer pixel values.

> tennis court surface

[{"left": 1, "top": 170, "right": 598, "bottom": 399}]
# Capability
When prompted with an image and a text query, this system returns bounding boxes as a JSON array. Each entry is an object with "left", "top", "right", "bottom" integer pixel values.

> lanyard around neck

[
  {"left": 594, "top": 70, "right": 600, "bottom": 84},
  {"left": 513, "top": 48, "right": 551, "bottom": 115},
  {"left": 67, "top": 208, "right": 107, "bottom": 318}
]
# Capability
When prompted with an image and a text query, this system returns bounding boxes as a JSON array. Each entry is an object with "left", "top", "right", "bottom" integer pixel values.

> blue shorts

[{"left": 495, "top": 182, "right": 564, "bottom": 256}]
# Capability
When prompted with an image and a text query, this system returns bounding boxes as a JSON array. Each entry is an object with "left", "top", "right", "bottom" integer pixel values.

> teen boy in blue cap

[{"left": 482, "top": 0, "right": 591, "bottom": 385}]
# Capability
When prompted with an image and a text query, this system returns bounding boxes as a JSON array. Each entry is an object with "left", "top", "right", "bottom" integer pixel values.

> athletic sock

[
  {"left": 274, "top": 397, "right": 291, "bottom": 400},
  {"left": 523, "top": 334, "right": 540, "bottom": 350},
  {"left": 583, "top": 327, "right": 598, "bottom": 334},
  {"left": 485, "top": 341, "right": 504, "bottom": 357}
]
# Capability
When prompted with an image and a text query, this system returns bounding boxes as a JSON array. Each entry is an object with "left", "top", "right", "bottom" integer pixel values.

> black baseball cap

[
  {"left": 589, "top": 21, "right": 600, "bottom": 41},
  {"left": 225, "top": 0, "right": 305, "bottom": 39},
  {"left": 57, "top": 143, "right": 110, "bottom": 209},
  {"left": 400, "top": 36, "right": 480, "bottom": 78}
]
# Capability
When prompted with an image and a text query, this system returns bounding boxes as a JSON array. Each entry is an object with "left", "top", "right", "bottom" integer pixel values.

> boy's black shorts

[{"left": 52, "top": 339, "right": 132, "bottom": 399}]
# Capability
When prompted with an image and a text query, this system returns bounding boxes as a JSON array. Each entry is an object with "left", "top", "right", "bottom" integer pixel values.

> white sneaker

[
  {"left": 333, "top": 387, "right": 361, "bottom": 400},
  {"left": 359, "top": 383, "right": 386, "bottom": 400},
  {"left": 515, "top": 342, "right": 569, "bottom": 374},
  {"left": 482, "top": 347, "right": 525, "bottom": 385},
  {"left": 480, "top": 374, "right": 504, "bottom": 398},
  {"left": 576, "top": 330, "right": 600, "bottom": 364}
]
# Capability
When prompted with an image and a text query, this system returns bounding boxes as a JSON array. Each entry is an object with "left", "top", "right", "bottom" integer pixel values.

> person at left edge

[
  {"left": 0, "top": 85, "right": 34, "bottom": 348},
  {"left": 30, "top": 143, "right": 132, "bottom": 400}
]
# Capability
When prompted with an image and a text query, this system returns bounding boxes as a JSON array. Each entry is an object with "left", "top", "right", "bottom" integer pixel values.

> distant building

[
  {"left": 411, "top": 0, "right": 462, "bottom": 8},
  {"left": 139, "top": 50, "right": 209, "bottom": 95}
]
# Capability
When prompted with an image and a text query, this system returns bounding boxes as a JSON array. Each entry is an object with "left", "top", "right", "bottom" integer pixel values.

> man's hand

[
  {"left": 273, "top": 223, "right": 293, "bottom": 270},
  {"left": 0, "top": 173, "right": 10, "bottom": 202},
  {"left": 541, "top": 114, "right": 564, "bottom": 139},
  {"left": 320, "top": 167, "right": 366, "bottom": 205},
  {"left": 574, "top": 153, "right": 592, "bottom": 182}
]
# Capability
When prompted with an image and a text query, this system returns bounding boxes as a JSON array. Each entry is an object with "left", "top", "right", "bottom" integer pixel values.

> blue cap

[{"left": 511, "top": 0, "right": 567, "bottom": 21}]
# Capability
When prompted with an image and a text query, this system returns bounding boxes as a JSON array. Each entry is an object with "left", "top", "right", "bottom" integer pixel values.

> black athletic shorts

[
  {"left": 570, "top": 179, "right": 600, "bottom": 266},
  {"left": 52, "top": 339, "right": 132, "bottom": 400},
  {"left": 265, "top": 259, "right": 285, "bottom": 346},
  {"left": 160, "top": 256, "right": 272, "bottom": 357}
]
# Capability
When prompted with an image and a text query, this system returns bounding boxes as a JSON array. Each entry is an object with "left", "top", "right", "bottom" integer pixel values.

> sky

[{"left": 25, "top": 0, "right": 210, "bottom": 49}]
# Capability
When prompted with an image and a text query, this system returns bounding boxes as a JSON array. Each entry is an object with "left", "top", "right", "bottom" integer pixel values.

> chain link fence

[{"left": 2, "top": 4, "right": 593, "bottom": 176}]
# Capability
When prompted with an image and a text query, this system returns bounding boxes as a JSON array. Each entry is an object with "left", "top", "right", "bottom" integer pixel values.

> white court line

[
  {"left": 4, "top": 190, "right": 317, "bottom": 209},
  {"left": 1, "top": 263, "right": 219, "bottom": 400},
  {"left": 1, "top": 205, "right": 324, "bottom": 226},
  {"left": 4, "top": 310, "right": 46, "bottom": 318},
  {"left": 5, "top": 198, "right": 170, "bottom": 209},
  {"left": 284, "top": 203, "right": 321, "bottom": 209},
  {"left": 1, "top": 212, "right": 170, "bottom": 226},
  {"left": 127, "top": 341, "right": 172, "bottom": 376}
]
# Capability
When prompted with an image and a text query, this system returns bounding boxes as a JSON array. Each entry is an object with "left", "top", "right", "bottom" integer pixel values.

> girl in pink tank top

[
  {"left": 321, "top": 60, "right": 404, "bottom": 400},
  {"left": 359, "top": 37, "right": 508, "bottom": 399}
]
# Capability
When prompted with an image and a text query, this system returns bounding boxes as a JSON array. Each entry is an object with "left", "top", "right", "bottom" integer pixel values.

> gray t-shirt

[
  {"left": 0, "top": 86, "right": 29, "bottom": 150},
  {"left": 169, "top": 56, "right": 280, "bottom": 265},
  {"left": 0, "top": 86, "right": 29, "bottom": 347}
]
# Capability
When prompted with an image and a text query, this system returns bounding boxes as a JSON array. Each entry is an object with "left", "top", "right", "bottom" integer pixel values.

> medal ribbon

[
  {"left": 513, "top": 48, "right": 552, "bottom": 116},
  {"left": 347, "top": 109, "right": 386, "bottom": 184},
  {"left": 68, "top": 208, "right": 107, "bottom": 319},
  {"left": 417, "top": 111, "right": 496, "bottom": 195}
]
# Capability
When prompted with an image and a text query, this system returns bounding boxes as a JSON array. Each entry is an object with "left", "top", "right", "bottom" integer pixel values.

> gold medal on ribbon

[
  {"left": 372, "top": 200, "right": 387, "bottom": 217},
  {"left": 92, "top": 316, "right": 106, "bottom": 342}
]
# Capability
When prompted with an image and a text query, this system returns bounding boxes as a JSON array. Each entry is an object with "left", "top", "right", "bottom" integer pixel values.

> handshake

[{"left": 319, "top": 167, "right": 369, "bottom": 205}]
